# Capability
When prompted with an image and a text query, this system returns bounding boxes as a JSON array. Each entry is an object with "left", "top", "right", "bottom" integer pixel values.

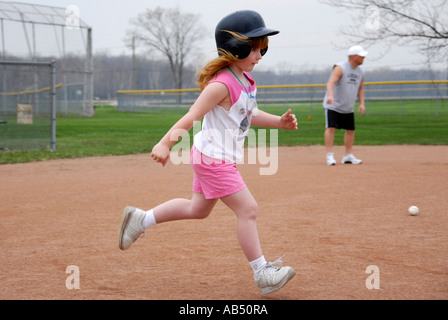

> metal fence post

[{"left": 51, "top": 60, "right": 56, "bottom": 151}]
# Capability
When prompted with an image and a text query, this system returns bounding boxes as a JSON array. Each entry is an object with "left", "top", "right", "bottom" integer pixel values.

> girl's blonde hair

[{"left": 196, "top": 34, "right": 269, "bottom": 91}]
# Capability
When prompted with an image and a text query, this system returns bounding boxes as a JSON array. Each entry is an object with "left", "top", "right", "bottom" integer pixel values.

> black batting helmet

[{"left": 215, "top": 10, "right": 279, "bottom": 60}]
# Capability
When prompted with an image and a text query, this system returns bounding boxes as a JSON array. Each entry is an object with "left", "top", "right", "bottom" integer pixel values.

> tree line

[
  {"left": 92, "top": 53, "right": 446, "bottom": 99},
  {"left": 1, "top": 52, "right": 445, "bottom": 100}
]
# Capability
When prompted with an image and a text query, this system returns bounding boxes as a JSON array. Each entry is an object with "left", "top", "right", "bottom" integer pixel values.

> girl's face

[{"left": 235, "top": 48, "right": 263, "bottom": 72}]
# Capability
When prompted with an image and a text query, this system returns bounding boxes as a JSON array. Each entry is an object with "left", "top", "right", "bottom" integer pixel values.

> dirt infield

[{"left": 1, "top": 145, "right": 447, "bottom": 300}]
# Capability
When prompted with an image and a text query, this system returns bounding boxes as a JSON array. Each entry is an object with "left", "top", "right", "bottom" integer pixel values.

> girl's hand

[
  {"left": 151, "top": 142, "right": 171, "bottom": 167},
  {"left": 280, "top": 109, "right": 298, "bottom": 130}
]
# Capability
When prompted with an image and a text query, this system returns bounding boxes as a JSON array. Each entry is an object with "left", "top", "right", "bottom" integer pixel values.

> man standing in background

[{"left": 323, "top": 45, "right": 367, "bottom": 166}]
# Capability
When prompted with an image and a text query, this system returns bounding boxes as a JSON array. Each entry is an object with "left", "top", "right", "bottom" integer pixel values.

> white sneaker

[
  {"left": 342, "top": 154, "right": 362, "bottom": 165},
  {"left": 118, "top": 206, "right": 146, "bottom": 250},
  {"left": 326, "top": 152, "right": 336, "bottom": 166},
  {"left": 255, "top": 256, "right": 296, "bottom": 294}
]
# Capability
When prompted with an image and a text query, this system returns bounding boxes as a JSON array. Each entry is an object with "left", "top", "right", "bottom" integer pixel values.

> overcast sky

[{"left": 3, "top": 0, "right": 445, "bottom": 73}]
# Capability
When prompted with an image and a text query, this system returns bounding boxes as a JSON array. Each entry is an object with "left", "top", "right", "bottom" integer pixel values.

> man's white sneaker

[
  {"left": 326, "top": 152, "right": 336, "bottom": 166},
  {"left": 254, "top": 256, "right": 296, "bottom": 294},
  {"left": 118, "top": 206, "right": 146, "bottom": 250},
  {"left": 342, "top": 154, "right": 362, "bottom": 165}
]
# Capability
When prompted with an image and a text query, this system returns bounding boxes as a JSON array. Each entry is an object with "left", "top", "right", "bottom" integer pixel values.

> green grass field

[{"left": 1, "top": 99, "right": 447, "bottom": 164}]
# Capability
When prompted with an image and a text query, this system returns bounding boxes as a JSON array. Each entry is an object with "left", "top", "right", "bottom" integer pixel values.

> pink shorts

[{"left": 191, "top": 145, "right": 246, "bottom": 199}]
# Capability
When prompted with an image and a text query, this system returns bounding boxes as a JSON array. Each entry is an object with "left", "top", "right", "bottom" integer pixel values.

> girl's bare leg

[
  {"left": 220, "top": 188, "right": 262, "bottom": 262},
  {"left": 153, "top": 192, "right": 218, "bottom": 223}
]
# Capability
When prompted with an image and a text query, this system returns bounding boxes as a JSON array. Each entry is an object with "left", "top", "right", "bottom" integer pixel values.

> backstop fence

[
  {"left": 117, "top": 80, "right": 448, "bottom": 116},
  {"left": 0, "top": 2, "right": 94, "bottom": 117},
  {"left": 0, "top": 61, "right": 56, "bottom": 151}
]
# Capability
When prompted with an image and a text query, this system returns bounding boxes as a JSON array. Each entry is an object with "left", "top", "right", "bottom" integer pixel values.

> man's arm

[
  {"left": 357, "top": 77, "right": 365, "bottom": 116},
  {"left": 326, "top": 65, "right": 343, "bottom": 105}
]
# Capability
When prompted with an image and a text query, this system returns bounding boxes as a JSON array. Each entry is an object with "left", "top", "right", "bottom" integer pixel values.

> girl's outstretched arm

[
  {"left": 151, "top": 82, "right": 228, "bottom": 166},
  {"left": 251, "top": 108, "right": 298, "bottom": 130}
]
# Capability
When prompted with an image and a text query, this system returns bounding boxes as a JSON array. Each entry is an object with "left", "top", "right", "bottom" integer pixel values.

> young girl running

[{"left": 118, "top": 10, "right": 298, "bottom": 294}]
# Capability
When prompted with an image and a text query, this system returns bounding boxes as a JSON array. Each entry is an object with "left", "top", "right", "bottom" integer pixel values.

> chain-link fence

[
  {"left": 117, "top": 81, "right": 448, "bottom": 116},
  {"left": 0, "top": 61, "right": 56, "bottom": 151}
]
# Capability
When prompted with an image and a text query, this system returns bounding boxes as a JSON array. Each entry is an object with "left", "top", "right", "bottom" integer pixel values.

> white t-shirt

[{"left": 194, "top": 70, "right": 257, "bottom": 163}]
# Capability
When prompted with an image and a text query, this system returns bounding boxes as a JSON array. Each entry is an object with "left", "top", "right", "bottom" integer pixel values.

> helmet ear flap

[{"left": 226, "top": 37, "right": 252, "bottom": 60}]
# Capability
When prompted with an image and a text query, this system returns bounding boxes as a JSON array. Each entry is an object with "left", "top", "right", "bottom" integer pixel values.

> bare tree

[
  {"left": 126, "top": 7, "right": 205, "bottom": 91},
  {"left": 320, "top": 0, "right": 448, "bottom": 66}
]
